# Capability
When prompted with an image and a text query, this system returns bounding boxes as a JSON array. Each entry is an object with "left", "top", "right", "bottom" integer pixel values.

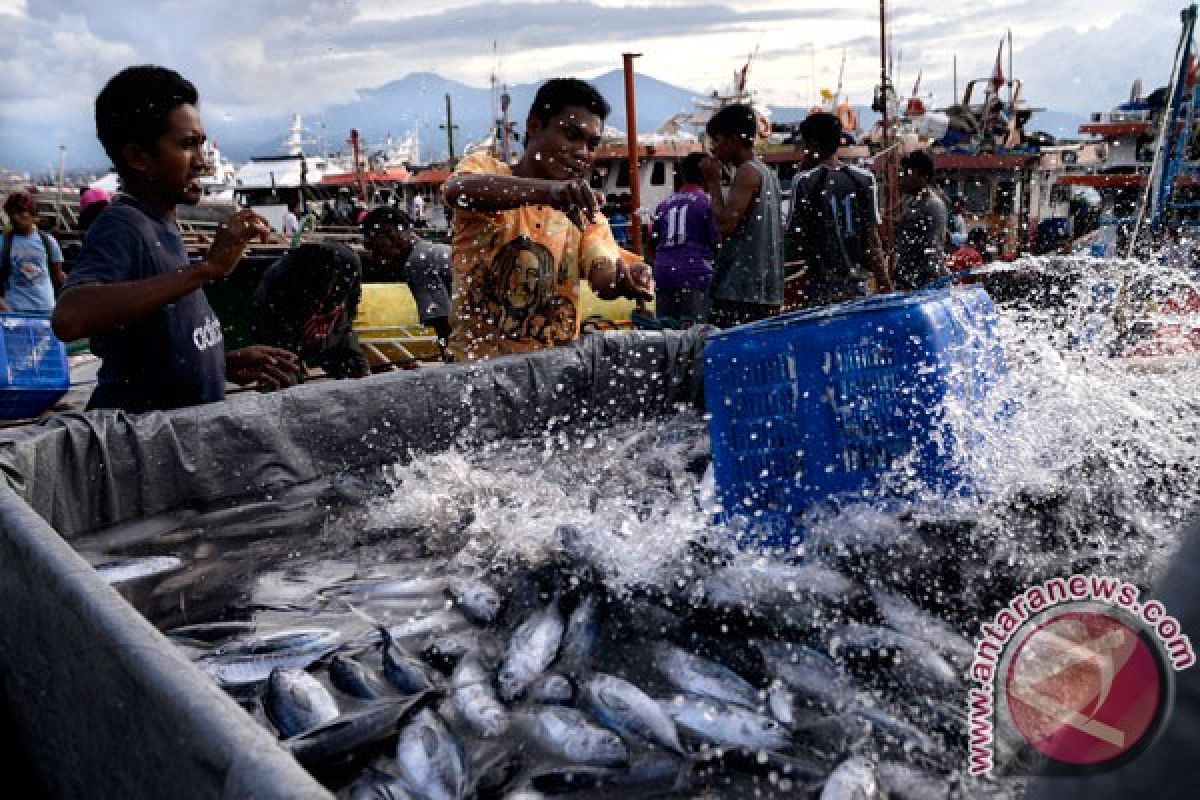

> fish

[
  {"left": 874, "top": 761, "right": 951, "bottom": 800},
  {"left": 847, "top": 700, "right": 942, "bottom": 760},
  {"left": 94, "top": 555, "right": 184, "bottom": 585},
  {"left": 652, "top": 643, "right": 760, "bottom": 708},
  {"left": 263, "top": 667, "right": 340, "bottom": 738},
  {"left": 526, "top": 673, "right": 575, "bottom": 705},
  {"left": 497, "top": 601, "right": 564, "bottom": 700},
  {"left": 582, "top": 672, "right": 684, "bottom": 754},
  {"left": 287, "top": 692, "right": 435, "bottom": 767},
  {"left": 826, "top": 624, "right": 961, "bottom": 697},
  {"left": 382, "top": 628, "right": 437, "bottom": 695},
  {"left": 755, "top": 640, "right": 848, "bottom": 713},
  {"left": 660, "top": 693, "right": 791, "bottom": 752},
  {"left": 329, "top": 654, "right": 390, "bottom": 700},
  {"left": 445, "top": 577, "right": 502, "bottom": 624},
  {"left": 872, "top": 590, "right": 976, "bottom": 671},
  {"left": 165, "top": 620, "right": 258, "bottom": 644},
  {"left": 820, "top": 756, "right": 882, "bottom": 799},
  {"left": 767, "top": 680, "right": 797, "bottom": 728},
  {"left": 688, "top": 561, "right": 878, "bottom": 635},
  {"left": 323, "top": 574, "right": 450, "bottom": 602},
  {"left": 559, "top": 595, "right": 601, "bottom": 666},
  {"left": 422, "top": 631, "right": 494, "bottom": 673},
  {"left": 520, "top": 707, "right": 629, "bottom": 767},
  {"left": 381, "top": 610, "right": 472, "bottom": 643},
  {"left": 451, "top": 652, "right": 509, "bottom": 738},
  {"left": 394, "top": 709, "right": 468, "bottom": 800},
  {"left": 199, "top": 628, "right": 341, "bottom": 687}
]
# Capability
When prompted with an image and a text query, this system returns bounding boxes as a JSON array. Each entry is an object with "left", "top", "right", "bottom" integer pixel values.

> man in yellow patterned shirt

[{"left": 443, "top": 78, "right": 654, "bottom": 361}]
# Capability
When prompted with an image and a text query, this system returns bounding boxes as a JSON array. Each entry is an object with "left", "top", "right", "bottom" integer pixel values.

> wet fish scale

[{"left": 498, "top": 601, "right": 564, "bottom": 700}]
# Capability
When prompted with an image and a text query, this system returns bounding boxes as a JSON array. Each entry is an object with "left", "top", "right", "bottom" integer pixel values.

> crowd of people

[{"left": 0, "top": 65, "right": 987, "bottom": 416}]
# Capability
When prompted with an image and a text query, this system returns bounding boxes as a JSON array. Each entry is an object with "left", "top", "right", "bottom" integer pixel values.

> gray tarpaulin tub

[{"left": 0, "top": 328, "right": 709, "bottom": 800}]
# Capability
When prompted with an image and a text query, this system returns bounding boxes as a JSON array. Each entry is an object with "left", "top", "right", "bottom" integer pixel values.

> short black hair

[
  {"left": 799, "top": 112, "right": 842, "bottom": 156},
  {"left": 967, "top": 227, "right": 989, "bottom": 250},
  {"left": 361, "top": 205, "right": 414, "bottom": 236},
  {"left": 678, "top": 152, "right": 706, "bottom": 185},
  {"left": 901, "top": 149, "right": 936, "bottom": 179},
  {"left": 95, "top": 66, "right": 199, "bottom": 175},
  {"left": 528, "top": 78, "right": 610, "bottom": 127},
  {"left": 705, "top": 103, "right": 757, "bottom": 147}
]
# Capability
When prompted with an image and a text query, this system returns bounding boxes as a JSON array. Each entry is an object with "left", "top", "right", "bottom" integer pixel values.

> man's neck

[
  {"left": 124, "top": 182, "right": 176, "bottom": 220},
  {"left": 728, "top": 149, "right": 754, "bottom": 168},
  {"left": 817, "top": 155, "right": 842, "bottom": 169},
  {"left": 513, "top": 149, "right": 542, "bottom": 180}
]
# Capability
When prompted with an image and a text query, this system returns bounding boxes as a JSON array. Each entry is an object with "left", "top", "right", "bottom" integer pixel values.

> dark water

[{"left": 81, "top": 256, "right": 1200, "bottom": 798}]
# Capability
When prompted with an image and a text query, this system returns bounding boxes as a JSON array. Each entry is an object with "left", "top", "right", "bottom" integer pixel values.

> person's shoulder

[{"left": 844, "top": 164, "right": 877, "bottom": 184}]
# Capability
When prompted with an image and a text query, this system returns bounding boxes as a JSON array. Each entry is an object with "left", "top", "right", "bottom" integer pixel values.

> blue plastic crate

[
  {"left": 0, "top": 313, "right": 69, "bottom": 420},
  {"left": 703, "top": 286, "right": 1006, "bottom": 548}
]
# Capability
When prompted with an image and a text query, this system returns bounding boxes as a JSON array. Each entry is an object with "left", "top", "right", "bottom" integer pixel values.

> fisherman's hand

[
  {"left": 621, "top": 261, "right": 655, "bottom": 302},
  {"left": 549, "top": 179, "right": 602, "bottom": 231},
  {"left": 200, "top": 210, "right": 273, "bottom": 280},
  {"left": 700, "top": 156, "right": 723, "bottom": 186},
  {"left": 226, "top": 345, "right": 304, "bottom": 391}
]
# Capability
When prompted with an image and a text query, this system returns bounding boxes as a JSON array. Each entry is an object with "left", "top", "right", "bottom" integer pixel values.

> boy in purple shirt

[{"left": 650, "top": 153, "right": 719, "bottom": 322}]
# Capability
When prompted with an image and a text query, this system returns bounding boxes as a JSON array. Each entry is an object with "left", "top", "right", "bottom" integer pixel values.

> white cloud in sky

[{"left": 0, "top": 0, "right": 1181, "bottom": 170}]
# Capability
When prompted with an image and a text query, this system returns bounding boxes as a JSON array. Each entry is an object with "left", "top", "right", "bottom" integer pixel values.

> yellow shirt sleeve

[{"left": 579, "top": 214, "right": 621, "bottom": 278}]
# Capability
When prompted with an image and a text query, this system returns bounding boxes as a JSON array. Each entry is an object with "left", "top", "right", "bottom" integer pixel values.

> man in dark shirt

[
  {"left": 651, "top": 152, "right": 719, "bottom": 322},
  {"left": 787, "top": 112, "right": 892, "bottom": 307},
  {"left": 894, "top": 149, "right": 950, "bottom": 291},
  {"left": 250, "top": 242, "right": 369, "bottom": 379},
  {"left": 360, "top": 206, "right": 454, "bottom": 359},
  {"left": 52, "top": 66, "right": 300, "bottom": 413}
]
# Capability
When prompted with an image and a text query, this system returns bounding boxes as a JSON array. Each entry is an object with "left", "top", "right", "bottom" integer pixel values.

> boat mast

[
  {"left": 879, "top": 0, "right": 896, "bottom": 255},
  {"left": 622, "top": 52, "right": 644, "bottom": 255}
]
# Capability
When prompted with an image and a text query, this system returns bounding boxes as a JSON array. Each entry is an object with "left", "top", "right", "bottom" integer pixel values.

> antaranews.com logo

[{"left": 967, "top": 574, "right": 1194, "bottom": 776}]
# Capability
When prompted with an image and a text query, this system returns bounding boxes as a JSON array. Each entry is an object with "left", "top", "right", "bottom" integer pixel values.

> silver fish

[
  {"left": 827, "top": 623, "right": 960, "bottom": 695},
  {"left": 94, "top": 555, "right": 184, "bottom": 585},
  {"left": 526, "top": 673, "right": 575, "bottom": 705},
  {"left": 329, "top": 654, "right": 390, "bottom": 700},
  {"left": 264, "top": 667, "right": 339, "bottom": 738},
  {"left": 582, "top": 672, "right": 683, "bottom": 754},
  {"left": 560, "top": 595, "right": 601, "bottom": 666},
  {"left": 652, "top": 643, "right": 760, "bottom": 708},
  {"left": 451, "top": 652, "right": 509, "bottom": 738},
  {"left": 820, "top": 756, "right": 882, "bottom": 800},
  {"left": 755, "top": 640, "right": 847, "bottom": 712},
  {"left": 660, "top": 693, "right": 791, "bottom": 752},
  {"left": 498, "top": 601, "right": 564, "bottom": 700},
  {"left": 200, "top": 628, "right": 341, "bottom": 687},
  {"left": 523, "top": 707, "right": 628, "bottom": 766},
  {"left": 394, "top": 709, "right": 468, "bottom": 800},
  {"left": 382, "top": 628, "right": 437, "bottom": 695},
  {"left": 875, "top": 761, "right": 951, "bottom": 800},
  {"left": 445, "top": 577, "right": 502, "bottom": 624}
]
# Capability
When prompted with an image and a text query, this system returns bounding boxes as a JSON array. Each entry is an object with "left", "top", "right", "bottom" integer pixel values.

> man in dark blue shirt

[{"left": 53, "top": 66, "right": 300, "bottom": 413}]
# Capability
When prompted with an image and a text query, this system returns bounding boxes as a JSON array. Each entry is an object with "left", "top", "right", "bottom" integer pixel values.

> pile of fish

[{"left": 168, "top": 523, "right": 1028, "bottom": 799}]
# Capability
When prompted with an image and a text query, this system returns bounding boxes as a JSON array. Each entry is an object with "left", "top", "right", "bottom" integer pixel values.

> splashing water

[{"left": 91, "top": 254, "right": 1200, "bottom": 797}]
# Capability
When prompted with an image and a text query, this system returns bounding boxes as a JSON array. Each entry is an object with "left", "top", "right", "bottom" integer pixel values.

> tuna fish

[
  {"left": 451, "top": 652, "right": 509, "bottom": 738},
  {"left": 582, "top": 672, "right": 684, "bottom": 754},
  {"left": 526, "top": 673, "right": 575, "bottom": 705},
  {"left": 826, "top": 624, "right": 961, "bottom": 697},
  {"left": 660, "top": 694, "right": 791, "bottom": 752},
  {"left": 200, "top": 628, "right": 341, "bottom": 687},
  {"left": 652, "top": 643, "right": 760, "bottom": 708},
  {"left": 498, "top": 601, "right": 564, "bottom": 700},
  {"left": 94, "top": 555, "right": 184, "bottom": 585},
  {"left": 288, "top": 693, "right": 434, "bottom": 767},
  {"left": 394, "top": 709, "right": 468, "bottom": 800},
  {"left": 445, "top": 577, "right": 502, "bottom": 624},
  {"left": 559, "top": 595, "right": 601, "bottom": 667},
  {"left": 521, "top": 707, "right": 629, "bottom": 766},
  {"left": 382, "top": 628, "right": 437, "bottom": 695},
  {"left": 329, "top": 654, "right": 390, "bottom": 700},
  {"left": 264, "top": 667, "right": 340, "bottom": 738},
  {"left": 820, "top": 756, "right": 882, "bottom": 799}
]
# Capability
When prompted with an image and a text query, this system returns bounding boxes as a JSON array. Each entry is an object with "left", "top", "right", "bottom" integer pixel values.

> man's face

[
  {"left": 7, "top": 209, "right": 35, "bottom": 235},
  {"left": 900, "top": 166, "right": 922, "bottom": 194},
  {"left": 136, "top": 103, "right": 211, "bottom": 206},
  {"left": 526, "top": 106, "right": 603, "bottom": 181},
  {"left": 799, "top": 138, "right": 822, "bottom": 169},
  {"left": 709, "top": 133, "right": 738, "bottom": 164}
]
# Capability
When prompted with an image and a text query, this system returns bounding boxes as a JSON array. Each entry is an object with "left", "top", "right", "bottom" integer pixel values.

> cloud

[{"left": 0, "top": 0, "right": 1177, "bottom": 170}]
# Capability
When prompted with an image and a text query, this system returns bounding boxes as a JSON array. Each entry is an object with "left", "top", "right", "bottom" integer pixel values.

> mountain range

[{"left": 206, "top": 69, "right": 1088, "bottom": 165}]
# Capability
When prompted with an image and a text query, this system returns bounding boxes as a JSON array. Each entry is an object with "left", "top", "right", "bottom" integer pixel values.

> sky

[{"left": 0, "top": 0, "right": 1181, "bottom": 172}]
